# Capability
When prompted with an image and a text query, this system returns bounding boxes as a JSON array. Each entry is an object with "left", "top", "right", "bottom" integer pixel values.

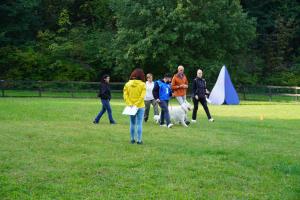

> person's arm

[
  {"left": 193, "top": 79, "right": 199, "bottom": 99},
  {"left": 102, "top": 84, "right": 110, "bottom": 99},
  {"left": 184, "top": 75, "right": 188, "bottom": 89},
  {"left": 192, "top": 79, "right": 197, "bottom": 96},
  {"left": 204, "top": 80, "right": 210, "bottom": 95},
  {"left": 123, "top": 83, "right": 132, "bottom": 106},
  {"left": 171, "top": 75, "right": 179, "bottom": 90},
  {"left": 169, "top": 84, "right": 173, "bottom": 97},
  {"left": 152, "top": 81, "right": 159, "bottom": 100},
  {"left": 107, "top": 85, "right": 111, "bottom": 100},
  {"left": 135, "top": 83, "right": 146, "bottom": 106}
]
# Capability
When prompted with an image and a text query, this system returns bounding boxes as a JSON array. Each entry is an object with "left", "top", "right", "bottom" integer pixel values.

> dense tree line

[{"left": 0, "top": 0, "right": 299, "bottom": 85}]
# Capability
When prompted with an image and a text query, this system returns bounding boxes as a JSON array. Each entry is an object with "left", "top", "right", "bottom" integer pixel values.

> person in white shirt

[{"left": 144, "top": 73, "right": 159, "bottom": 122}]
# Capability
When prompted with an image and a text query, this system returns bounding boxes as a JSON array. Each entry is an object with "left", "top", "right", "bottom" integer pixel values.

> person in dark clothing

[
  {"left": 192, "top": 69, "right": 214, "bottom": 123},
  {"left": 93, "top": 75, "right": 116, "bottom": 124},
  {"left": 153, "top": 73, "right": 173, "bottom": 128}
]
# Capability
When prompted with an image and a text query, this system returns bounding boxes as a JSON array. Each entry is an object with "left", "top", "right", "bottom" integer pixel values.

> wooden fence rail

[{"left": 0, "top": 80, "right": 299, "bottom": 101}]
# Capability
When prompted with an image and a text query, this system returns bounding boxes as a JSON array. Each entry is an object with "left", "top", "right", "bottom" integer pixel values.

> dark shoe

[
  {"left": 110, "top": 121, "right": 117, "bottom": 125},
  {"left": 137, "top": 141, "right": 143, "bottom": 145},
  {"left": 185, "top": 120, "right": 190, "bottom": 125},
  {"left": 93, "top": 121, "right": 98, "bottom": 124},
  {"left": 130, "top": 140, "right": 135, "bottom": 144},
  {"left": 144, "top": 118, "right": 148, "bottom": 122}
]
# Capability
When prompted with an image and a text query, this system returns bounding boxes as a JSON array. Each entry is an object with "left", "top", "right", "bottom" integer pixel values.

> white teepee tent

[{"left": 209, "top": 65, "right": 239, "bottom": 105}]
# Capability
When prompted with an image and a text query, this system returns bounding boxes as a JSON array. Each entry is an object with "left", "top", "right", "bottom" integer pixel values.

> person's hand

[
  {"left": 156, "top": 99, "right": 160, "bottom": 103},
  {"left": 195, "top": 95, "right": 198, "bottom": 100},
  {"left": 179, "top": 84, "right": 187, "bottom": 89}
]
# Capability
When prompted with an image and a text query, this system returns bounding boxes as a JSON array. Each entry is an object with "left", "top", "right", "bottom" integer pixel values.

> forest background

[{"left": 0, "top": 0, "right": 299, "bottom": 86}]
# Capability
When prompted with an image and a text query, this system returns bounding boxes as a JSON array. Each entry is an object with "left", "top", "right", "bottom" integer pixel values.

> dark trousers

[
  {"left": 158, "top": 100, "right": 171, "bottom": 125},
  {"left": 144, "top": 99, "right": 159, "bottom": 121},
  {"left": 192, "top": 97, "right": 212, "bottom": 120},
  {"left": 94, "top": 99, "right": 115, "bottom": 123}
]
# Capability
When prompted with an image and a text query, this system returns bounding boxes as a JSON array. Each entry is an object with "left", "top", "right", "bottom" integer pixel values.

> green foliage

[
  {"left": 0, "top": 46, "right": 94, "bottom": 81},
  {"left": 241, "top": 0, "right": 300, "bottom": 85},
  {"left": 0, "top": 0, "right": 299, "bottom": 85},
  {"left": 0, "top": 0, "right": 42, "bottom": 45},
  {"left": 113, "top": 0, "right": 256, "bottom": 80},
  {"left": 0, "top": 0, "right": 117, "bottom": 81}
]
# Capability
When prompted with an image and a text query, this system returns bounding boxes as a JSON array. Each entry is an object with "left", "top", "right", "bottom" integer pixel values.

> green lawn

[{"left": 0, "top": 98, "right": 299, "bottom": 199}]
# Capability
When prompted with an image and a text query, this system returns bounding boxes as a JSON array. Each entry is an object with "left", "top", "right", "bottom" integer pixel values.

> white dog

[
  {"left": 153, "top": 115, "right": 160, "bottom": 123},
  {"left": 155, "top": 101, "right": 192, "bottom": 127},
  {"left": 169, "top": 101, "right": 192, "bottom": 127}
]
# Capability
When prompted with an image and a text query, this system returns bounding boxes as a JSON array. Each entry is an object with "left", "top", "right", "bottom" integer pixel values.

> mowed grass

[{"left": 0, "top": 98, "right": 299, "bottom": 199}]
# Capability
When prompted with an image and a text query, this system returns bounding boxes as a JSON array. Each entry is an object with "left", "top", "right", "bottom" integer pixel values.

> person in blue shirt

[{"left": 152, "top": 73, "right": 174, "bottom": 128}]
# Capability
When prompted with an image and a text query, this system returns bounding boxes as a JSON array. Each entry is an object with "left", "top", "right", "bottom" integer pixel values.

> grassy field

[{"left": 0, "top": 98, "right": 299, "bottom": 199}]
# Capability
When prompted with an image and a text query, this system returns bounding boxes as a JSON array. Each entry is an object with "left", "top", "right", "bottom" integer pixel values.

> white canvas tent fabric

[
  {"left": 209, "top": 65, "right": 239, "bottom": 105},
  {"left": 209, "top": 66, "right": 226, "bottom": 105}
]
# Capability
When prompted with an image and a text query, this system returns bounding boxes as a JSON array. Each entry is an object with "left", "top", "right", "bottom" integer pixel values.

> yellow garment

[{"left": 123, "top": 80, "right": 146, "bottom": 108}]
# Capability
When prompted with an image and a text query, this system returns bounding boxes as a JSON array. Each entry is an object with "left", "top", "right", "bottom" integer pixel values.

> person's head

[
  {"left": 177, "top": 65, "right": 184, "bottom": 75},
  {"left": 163, "top": 73, "right": 172, "bottom": 83},
  {"left": 102, "top": 74, "right": 110, "bottom": 83},
  {"left": 197, "top": 69, "right": 203, "bottom": 78},
  {"left": 146, "top": 73, "right": 153, "bottom": 82},
  {"left": 130, "top": 68, "right": 145, "bottom": 81}
]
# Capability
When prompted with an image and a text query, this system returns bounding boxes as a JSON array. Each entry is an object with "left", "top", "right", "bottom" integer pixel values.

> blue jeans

[
  {"left": 130, "top": 108, "right": 145, "bottom": 142},
  {"left": 159, "top": 100, "right": 171, "bottom": 125},
  {"left": 94, "top": 99, "right": 115, "bottom": 123}
]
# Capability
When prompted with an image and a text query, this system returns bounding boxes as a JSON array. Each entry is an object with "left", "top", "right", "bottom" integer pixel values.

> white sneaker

[
  {"left": 160, "top": 124, "right": 167, "bottom": 127},
  {"left": 191, "top": 120, "right": 197, "bottom": 123},
  {"left": 208, "top": 118, "right": 214, "bottom": 122},
  {"left": 167, "top": 123, "right": 174, "bottom": 128}
]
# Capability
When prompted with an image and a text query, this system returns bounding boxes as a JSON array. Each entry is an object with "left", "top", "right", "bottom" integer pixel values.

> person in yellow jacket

[{"left": 123, "top": 68, "right": 146, "bottom": 144}]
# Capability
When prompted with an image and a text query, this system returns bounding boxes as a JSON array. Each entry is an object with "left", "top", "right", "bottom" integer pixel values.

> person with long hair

[
  {"left": 93, "top": 74, "right": 116, "bottom": 124},
  {"left": 123, "top": 68, "right": 146, "bottom": 144}
]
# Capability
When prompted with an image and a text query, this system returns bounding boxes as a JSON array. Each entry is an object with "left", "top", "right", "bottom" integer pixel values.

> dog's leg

[
  {"left": 180, "top": 118, "right": 188, "bottom": 127},
  {"left": 185, "top": 114, "right": 189, "bottom": 121}
]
